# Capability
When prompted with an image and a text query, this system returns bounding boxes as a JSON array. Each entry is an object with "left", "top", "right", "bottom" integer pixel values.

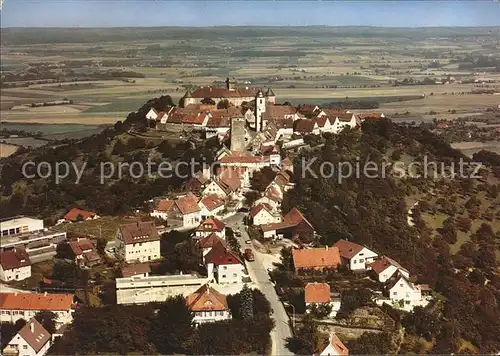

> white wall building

[
  {"left": 320, "top": 332, "right": 349, "bottom": 356},
  {"left": 250, "top": 204, "right": 281, "bottom": 226},
  {"left": 368, "top": 256, "right": 410, "bottom": 283},
  {"left": 0, "top": 248, "right": 32, "bottom": 282},
  {"left": 388, "top": 275, "right": 426, "bottom": 310},
  {"left": 186, "top": 284, "right": 232, "bottom": 325},
  {"left": 0, "top": 216, "right": 44, "bottom": 238},
  {"left": 333, "top": 239, "right": 378, "bottom": 271},
  {"left": 115, "top": 221, "right": 161, "bottom": 263},
  {"left": 4, "top": 318, "right": 52, "bottom": 356}
]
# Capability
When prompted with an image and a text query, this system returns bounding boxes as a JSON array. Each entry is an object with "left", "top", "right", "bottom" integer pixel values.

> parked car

[{"left": 244, "top": 248, "right": 255, "bottom": 261}]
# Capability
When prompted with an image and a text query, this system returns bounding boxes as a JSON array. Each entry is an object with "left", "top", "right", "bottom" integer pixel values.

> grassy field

[{"left": 1, "top": 27, "right": 499, "bottom": 126}]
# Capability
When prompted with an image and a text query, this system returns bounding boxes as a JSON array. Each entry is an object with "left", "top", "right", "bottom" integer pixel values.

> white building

[
  {"left": 320, "top": 332, "right": 349, "bottom": 356},
  {"left": 304, "top": 282, "right": 341, "bottom": 318},
  {"left": 198, "top": 195, "right": 225, "bottom": 219},
  {"left": 186, "top": 284, "right": 232, "bottom": 325},
  {"left": 115, "top": 221, "right": 161, "bottom": 263},
  {"left": 3, "top": 318, "right": 52, "bottom": 356},
  {"left": 368, "top": 256, "right": 410, "bottom": 283},
  {"left": 0, "top": 248, "right": 32, "bottom": 282},
  {"left": 250, "top": 203, "right": 281, "bottom": 226},
  {"left": 204, "top": 242, "right": 245, "bottom": 284},
  {"left": 0, "top": 216, "right": 44, "bottom": 238},
  {"left": 146, "top": 108, "right": 159, "bottom": 121},
  {"left": 0, "top": 293, "right": 75, "bottom": 327},
  {"left": 150, "top": 193, "right": 202, "bottom": 228},
  {"left": 195, "top": 217, "right": 226, "bottom": 239},
  {"left": 388, "top": 274, "right": 427, "bottom": 310},
  {"left": 202, "top": 180, "right": 229, "bottom": 198},
  {"left": 332, "top": 239, "right": 378, "bottom": 271}
]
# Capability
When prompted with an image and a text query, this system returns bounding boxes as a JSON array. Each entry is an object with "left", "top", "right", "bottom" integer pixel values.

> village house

[
  {"left": 320, "top": 332, "right": 349, "bottom": 356},
  {"left": 195, "top": 217, "right": 226, "bottom": 239},
  {"left": 0, "top": 292, "right": 75, "bottom": 327},
  {"left": 304, "top": 282, "right": 341, "bottom": 318},
  {"left": 255, "top": 185, "right": 282, "bottom": 211},
  {"left": 59, "top": 208, "right": 99, "bottom": 224},
  {"left": 260, "top": 208, "right": 315, "bottom": 241},
  {"left": 250, "top": 203, "right": 281, "bottom": 226},
  {"left": 198, "top": 195, "right": 225, "bottom": 219},
  {"left": 68, "top": 238, "right": 101, "bottom": 268},
  {"left": 198, "top": 233, "right": 226, "bottom": 260},
  {"left": 204, "top": 241, "right": 245, "bottom": 284},
  {"left": 146, "top": 107, "right": 159, "bottom": 121},
  {"left": 368, "top": 256, "right": 409, "bottom": 283},
  {"left": 332, "top": 239, "right": 378, "bottom": 271},
  {"left": 387, "top": 274, "right": 429, "bottom": 310},
  {"left": 115, "top": 221, "right": 161, "bottom": 263},
  {"left": 120, "top": 263, "right": 151, "bottom": 278},
  {"left": 297, "top": 104, "right": 321, "bottom": 118},
  {"left": 150, "top": 193, "right": 201, "bottom": 228},
  {"left": 293, "top": 119, "right": 320, "bottom": 135},
  {"left": 291, "top": 247, "right": 341, "bottom": 274},
  {"left": 186, "top": 284, "right": 232, "bottom": 325},
  {"left": 0, "top": 248, "right": 31, "bottom": 282},
  {"left": 182, "top": 170, "right": 211, "bottom": 194},
  {"left": 330, "top": 114, "right": 358, "bottom": 134},
  {"left": 3, "top": 318, "right": 52, "bottom": 356}
]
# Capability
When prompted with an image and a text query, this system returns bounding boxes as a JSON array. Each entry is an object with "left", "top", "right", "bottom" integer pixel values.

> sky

[{"left": 1, "top": 1, "right": 500, "bottom": 28}]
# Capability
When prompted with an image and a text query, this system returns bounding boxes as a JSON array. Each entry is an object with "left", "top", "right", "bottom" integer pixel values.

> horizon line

[{"left": 2, "top": 25, "right": 500, "bottom": 29}]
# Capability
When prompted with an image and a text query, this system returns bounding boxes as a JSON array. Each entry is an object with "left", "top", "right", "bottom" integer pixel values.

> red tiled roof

[
  {"left": 293, "top": 119, "right": 316, "bottom": 133},
  {"left": 297, "top": 104, "right": 319, "bottom": 114},
  {"left": 206, "top": 116, "right": 231, "bottom": 128},
  {"left": 250, "top": 203, "right": 273, "bottom": 218},
  {"left": 264, "top": 104, "right": 297, "bottom": 120},
  {"left": 118, "top": 221, "right": 159, "bottom": 245},
  {"left": 186, "top": 284, "right": 229, "bottom": 312},
  {"left": 0, "top": 293, "right": 74, "bottom": 311},
  {"left": 204, "top": 242, "right": 242, "bottom": 266},
  {"left": 175, "top": 193, "right": 201, "bottom": 215},
  {"left": 220, "top": 154, "right": 269, "bottom": 164},
  {"left": 198, "top": 233, "right": 226, "bottom": 249},
  {"left": 368, "top": 256, "right": 407, "bottom": 275},
  {"left": 219, "top": 167, "right": 242, "bottom": 192},
  {"left": 191, "top": 86, "right": 261, "bottom": 99},
  {"left": 0, "top": 248, "right": 31, "bottom": 270},
  {"left": 304, "top": 282, "right": 331, "bottom": 303},
  {"left": 155, "top": 111, "right": 165, "bottom": 122},
  {"left": 315, "top": 116, "right": 329, "bottom": 128},
  {"left": 199, "top": 194, "right": 224, "bottom": 212},
  {"left": 292, "top": 247, "right": 341, "bottom": 269},
  {"left": 265, "top": 186, "right": 282, "bottom": 203},
  {"left": 64, "top": 208, "right": 97, "bottom": 222},
  {"left": 320, "top": 108, "right": 349, "bottom": 117},
  {"left": 68, "top": 238, "right": 94, "bottom": 256},
  {"left": 283, "top": 207, "right": 313, "bottom": 229},
  {"left": 182, "top": 112, "right": 207, "bottom": 125},
  {"left": 337, "top": 114, "right": 355, "bottom": 122},
  {"left": 155, "top": 199, "right": 174, "bottom": 212},
  {"left": 356, "top": 113, "right": 384, "bottom": 120},
  {"left": 121, "top": 263, "right": 151, "bottom": 278},
  {"left": 272, "top": 118, "right": 294, "bottom": 129},
  {"left": 197, "top": 217, "right": 226, "bottom": 233},
  {"left": 19, "top": 318, "right": 51, "bottom": 353},
  {"left": 332, "top": 239, "right": 365, "bottom": 260}
]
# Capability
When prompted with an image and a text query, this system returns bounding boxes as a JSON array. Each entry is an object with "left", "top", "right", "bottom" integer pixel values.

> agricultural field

[{"left": 1, "top": 27, "right": 499, "bottom": 129}]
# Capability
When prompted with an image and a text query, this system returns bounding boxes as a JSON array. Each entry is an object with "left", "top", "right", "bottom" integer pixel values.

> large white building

[
  {"left": 3, "top": 318, "right": 52, "bottom": 356},
  {"left": 0, "top": 216, "right": 44, "bottom": 238},
  {"left": 332, "top": 239, "right": 378, "bottom": 271},
  {"left": 0, "top": 248, "right": 32, "bottom": 282},
  {"left": 115, "top": 221, "right": 161, "bottom": 263},
  {"left": 0, "top": 293, "right": 75, "bottom": 327}
]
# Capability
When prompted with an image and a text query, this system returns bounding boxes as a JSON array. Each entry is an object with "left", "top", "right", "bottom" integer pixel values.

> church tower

[{"left": 255, "top": 90, "right": 266, "bottom": 132}]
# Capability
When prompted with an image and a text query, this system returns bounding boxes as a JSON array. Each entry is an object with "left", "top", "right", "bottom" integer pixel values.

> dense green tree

[
  {"left": 34, "top": 311, "right": 57, "bottom": 334},
  {"left": 240, "top": 283, "right": 254, "bottom": 320},
  {"left": 286, "top": 315, "right": 322, "bottom": 354}
]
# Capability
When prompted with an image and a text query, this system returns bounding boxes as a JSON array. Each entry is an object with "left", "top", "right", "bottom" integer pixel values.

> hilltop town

[{"left": 1, "top": 76, "right": 499, "bottom": 355}]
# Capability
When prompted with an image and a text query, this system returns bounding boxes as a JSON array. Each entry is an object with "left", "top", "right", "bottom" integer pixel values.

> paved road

[{"left": 224, "top": 213, "right": 293, "bottom": 356}]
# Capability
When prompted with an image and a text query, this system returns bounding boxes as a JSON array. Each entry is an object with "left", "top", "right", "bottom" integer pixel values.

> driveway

[{"left": 224, "top": 213, "right": 293, "bottom": 356}]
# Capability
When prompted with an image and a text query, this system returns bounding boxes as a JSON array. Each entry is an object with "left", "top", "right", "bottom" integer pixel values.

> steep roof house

[
  {"left": 332, "top": 239, "right": 378, "bottom": 271},
  {"left": 291, "top": 247, "right": 341, "bottom": 273},
  {"left": 260, "top": 207, "right": 315, "bottom": 241},
  {"left": 186, "top": 284, "right": 231, "bottom": 325},
  {"left": 198, "top": 233, "right": 227, "bottom": 260},
  {"left": 198, "top": 194, "right": 225, "bottom": 219},
  {"left": 204, "top": 242, "right": 245, "bottom": 284},
  {"left": 368, "top": 256, "right": 409, "bottom": 283},
  {"left": 3, "top": 318, "right": 52, "bottom": 356},
  {"left": 195, "top": 217, "right": 226, "bottom": 239},
  {"left": 304, "top": 282, "right": 342, "bottom": 318},
  {"left": 0, "top": 248, "right": 31, "bottom": 282},
  {"left": 61, "top": 208, "right": 99, "bottom": 223},
  {"left": 115, "top": 221, "right": 161, "bottom": 263},
  {"left": 68, "top": 238, "right": 101, "bottom": 268},
  {"left": 320, "top": 332, "right": 349, "bottom": 356},
  {"left": 250, "top": 203, "right": 281, "bottom": 226}
]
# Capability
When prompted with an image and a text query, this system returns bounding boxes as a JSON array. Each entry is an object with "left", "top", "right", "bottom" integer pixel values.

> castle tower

[
  {"left": 225, "top": 77, "right": 237, "bottom": 91},
  {"left": 180, "top": 89, "right": 194, "bottom": 108},
  {"left": 265, "top": 88, "right": 276, "bottom": 104},
  {"left": 255, "top": 90, "right": 266, "bottom": 132}
]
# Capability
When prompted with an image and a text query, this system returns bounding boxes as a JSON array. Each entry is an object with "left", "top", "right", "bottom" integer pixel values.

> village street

[{"left": 224, "top": 213, "right": 294, "bottom": 356}]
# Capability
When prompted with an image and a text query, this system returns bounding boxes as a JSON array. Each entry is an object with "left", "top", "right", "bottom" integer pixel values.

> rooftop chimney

[
  {"left": 30, "top": 322, "right": 35, "bottom": 333},
  {"left": 44, "top": 292, "right": 47, "bottom": 296}
]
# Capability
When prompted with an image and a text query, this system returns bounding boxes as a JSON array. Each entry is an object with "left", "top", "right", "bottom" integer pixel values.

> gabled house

[
  {"left": 304, "top": 282, "right": 341, "bottom": 318},
  {"left": 198, "top": 195, "right": 225, "bottom": 219},
  {"left": 320, "top": 332, "right": 349, "bottom": 356},
  {"left": 297, "top": 104, "right": 320, "bottom": 118},
  {"left": 115, "top": 221, "right": 160, "bottom": 263},
  {"left": 368, "top": 256, "right": 409, "bottom": 283},
  {"left": 250, "top": 203, "right": 281, "bottom": 226},
  {"left": 260, "top": 208, "right": 315, "bottom": 241},
  {"left": 60, "top": 208, "right": 99, "bottom": 223},
  {"left": 293, "top": 119, "right": 320, "bottom": 135},
  {"left": 120, "top": 263, "right": 151, "bottom": 278},
  {"left": 0, "top": 248, "right": 31, "bottom": 282},
  {"left": 332, "top": 239, "right": 378, "bottom": 271},
  {"left": 150, "top": 199, "right": 175, "bottom": 221},
  {"left": 291, "top": 247, "right": 341, "bottom": 274},
  {"left": 195, "top": 217, "right": 226, "bottom": 239},
  {"left": 146, "top": 108, "right": 159, "bottom": 121},
  {"left": 68, "top": 238, "right": 101, "bottom": 268},
  {"left": 202, "top": 180, "right": 229, "bottom": 198},
  {"left": 204, "top": 242, "right": 245, "bottom": 284},
  {"left": 186, "top": 284, "right": 232, "bottom": 325},
  {"left": 0, "top": 293, "right": 75, "bottom": 327},
  {"left": 255, "top": 186, "right": 282, "bottom": 210},
  {"left": 331, "top": 114, "right": 357, "bottom": 134},
  {"left": 4, "top": 318, "right": 52, "bottom": 356},
  {"left": 175, "top": 193, "right": 202, "bottom": 228},
  {"left": 198, "top": 233, "right": 227, "bottom": 260},
  {"left": 387, "top": 274, "right": 425, "bottom": 310}
]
